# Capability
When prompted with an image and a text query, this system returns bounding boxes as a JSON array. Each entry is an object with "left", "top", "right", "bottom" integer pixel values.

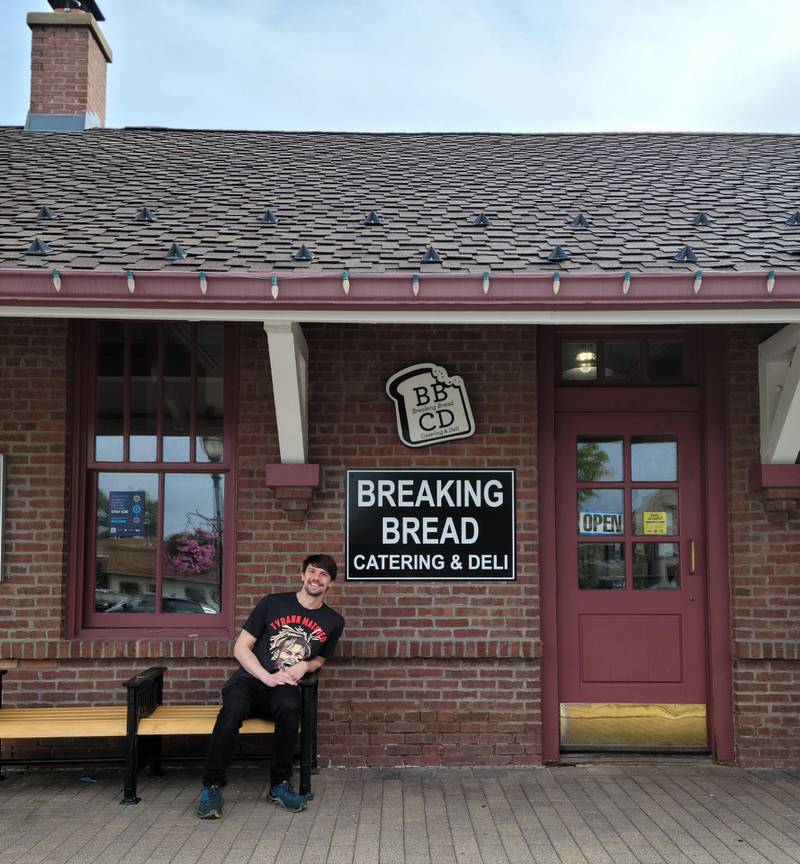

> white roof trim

[{"left": 4, "top": 305, "right": 800, "bottom": 325}]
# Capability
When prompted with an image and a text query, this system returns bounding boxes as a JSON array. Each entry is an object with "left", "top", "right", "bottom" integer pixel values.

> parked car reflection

[
  {"left": 94, "top": 588, "right": 129, "bottom": 611},
  {"left": 104, "top": 592, "right": 217, "bottom": 613}
]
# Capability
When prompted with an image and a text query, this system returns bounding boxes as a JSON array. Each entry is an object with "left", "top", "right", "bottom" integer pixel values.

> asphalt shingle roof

[{"left": 1, "top": 128, "right": 799, "bottom": 274}]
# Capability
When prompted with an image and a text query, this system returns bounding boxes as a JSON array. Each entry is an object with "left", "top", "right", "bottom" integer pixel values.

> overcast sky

[{"left": 1, "top": 0, "right": 798, "bottom": 133}]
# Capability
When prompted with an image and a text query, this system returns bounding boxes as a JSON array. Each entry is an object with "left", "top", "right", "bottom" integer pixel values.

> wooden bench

[{"left": 0, "top": 666, "right": 319, "bottom": 805}]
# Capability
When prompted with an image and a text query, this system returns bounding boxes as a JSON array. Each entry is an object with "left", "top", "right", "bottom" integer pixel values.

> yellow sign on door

[{"left": 643, "top": 511, "right": 668, "bottom": 535}]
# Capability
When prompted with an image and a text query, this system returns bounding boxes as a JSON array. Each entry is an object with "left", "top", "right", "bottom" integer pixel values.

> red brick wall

[
  {"left": 0, "top": 319, "right": 69, "bottom": 644},
  {"left": 727, "top": 325, "right": 800, "bottom": 768},
  {"left": 241, "top": 323, "right": 542, "bottom": 766},
  {"left": 322, "top": 659, "right": 541, "bottom": 767},
  {"left": 29, "top": 17, "right": 108, "bottom": 125}
]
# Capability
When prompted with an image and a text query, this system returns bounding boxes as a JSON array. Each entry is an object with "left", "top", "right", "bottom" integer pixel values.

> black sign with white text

[{"left": 346, "top": 469, "right": 515, "bottom": 580}]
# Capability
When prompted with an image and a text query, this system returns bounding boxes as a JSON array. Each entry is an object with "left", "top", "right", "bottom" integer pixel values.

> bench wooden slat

[
  {"left": 137, "top": 705, "right": 274, "bottom": 736},
  {"left": 0, "top": 706, "right": 127, "bottom": 738},
  {"left": 0, "top": 705, "right": 274, "bottom": 738}
]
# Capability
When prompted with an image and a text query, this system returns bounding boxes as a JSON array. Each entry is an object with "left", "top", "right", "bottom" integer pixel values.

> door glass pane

[
  {"left": 95, "top": 322, "right": 124, "bottom": 461},
  {"left": 163, "top": 323, "right": 192, "bottom": 462},
  {"left": 562, "top": 341, "right": 597, "bottom": 381},
  {"left": 163, "top": 473, "right": 223, "bottom": 614},
  {"left": 130, "top": 324, "right": 158, "bottom": 461},
  {"left": 648, "top": 341, "right": 683, "bottom": 382},
  {"left": 95, "top": 472, "right": 158, "bottom": 612},
  {"left": 632, "top": 488, "right": 678, "bottom": 535},
  {"left": 578, "top": 489, "right": 624, "bottom": 535},
  {"left": 579, "top": 543, "right": 625, "bottom": 590},
  {"left": 196, "top": 324, "right": 225, "bottom": 462},
  {"left": 633, "top": 542, "right": 680, "bottom": 590},
  {"left": 577, "top": 438, "right": 623, "bottom": 482},
  {"left": 631, "top": 437, "right": 677, "bottom": 481},
  {"left": 605, "top": 342, "right": 639, "bottom": 381}
]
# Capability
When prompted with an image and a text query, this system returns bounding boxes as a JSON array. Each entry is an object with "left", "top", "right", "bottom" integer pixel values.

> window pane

[
  {"left": 577, "top": 438, "right": 623, "bottom": 482},
  {"left": 196, "top": 324, "right": 225, "bottom": 462},
  {"left": 163, "top": 323, "right": 192, "bottom": 462},
  {"left": 605, "top": 341, "right": 639, "bottom": 381},
  {"left": 632, "top": 488, "right": 678, "bottom": 535},
  {"left": 163, "top": 473, "right": 223, "bottom": 614},
  {"left": 633, "top": 543, "right": 680, "bottom": 590},
  {"left": 648, "top": 341, "right": 683, "bottom": 382},
  {"left": 95, "top": 322, "right": 124, "bottom": 461},
  {"left": 631, "top": 437, "right": 677, "bottom": 481},
  {"left": 95, "top": 473, "right": 158, "bottom": 613},
  {"left": 579, "top": 543, "right": 625, "bottom": 590},
  {"left": 578, "top": 489, "right": 624, "bottom": 535},
  {"left": 130, "top": 323, "right": 158, "bottom": 461},
  {"left": 561, "top": 341, "right": 597, "bottom": 381}
]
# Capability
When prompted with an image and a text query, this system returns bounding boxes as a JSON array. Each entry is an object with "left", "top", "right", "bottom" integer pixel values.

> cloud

[{"left": 1, "top": 0, "right": 798, "bottom": 131}]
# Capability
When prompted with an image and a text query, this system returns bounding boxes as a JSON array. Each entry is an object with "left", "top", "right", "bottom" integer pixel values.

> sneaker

[
  {"left": 267, "top": 781, "right": 307, "bottom": 812},
  {"left": 197, "top": 784, "right": 223, "bottom": 819}
]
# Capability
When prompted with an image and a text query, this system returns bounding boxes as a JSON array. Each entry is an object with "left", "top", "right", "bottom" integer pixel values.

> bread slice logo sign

[{"left": 386, "top": 363, "right": 475, "bottom": 447}]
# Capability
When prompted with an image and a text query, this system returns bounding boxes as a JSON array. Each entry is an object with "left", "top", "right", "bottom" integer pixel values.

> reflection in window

[
  {"left": 94, "top": 472, "right": 223, "bottom": 615},
  {"left": 95, "top": 473, "right": 158, "bottom": 613},
  {"left": 633, "top": 543, "right": 680, "bottom": 589},
  {"left": 579, "top": 543, "right": 625, "bottom": 590},
  {"left": 196, "top": 323, "right": 225, "bottom": 462},
  {"left": 94, "top": 322, "right": 227, "bottom": 468},
  {"left": 577, "top": 438, "right": 623, "bottom": 482},
  {"left": 648, "top": 341, "right": 683, "bottom": 382},
  {"left": 562, "top": 341, "right": 597, "bottom": 381},
  {"left": 557, "top": 335, "right": 689, "bottom": 385},
  {"left": 605, "top": 342, "right": 639, "bottom": 381},
  {"left": 632, "top": 488, "right": 678, "bottom": 535},
  {"left": 163, "top": 323, "right": 192, "bottom": 462},
  {"left": 95, "top": 322, "right": 125, "bottom": 461},
  {"left": 163, "top": 474, "right": 223, "bottom": 614},
  {"left": 578, "top": 488, "right": 624, "bottom": 535},
  {"left": 129, "top": 323, "right": 158, "bottom": 462},
  {"left": 631, "top": 438, "right": 677, "bottom": 481}
]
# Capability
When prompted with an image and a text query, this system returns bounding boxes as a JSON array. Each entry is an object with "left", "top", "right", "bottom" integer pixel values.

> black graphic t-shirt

[{"left": 232, "top": 592, "right": 345, "bottom": 681}]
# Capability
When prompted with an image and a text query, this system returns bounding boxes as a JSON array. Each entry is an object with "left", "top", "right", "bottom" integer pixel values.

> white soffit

[
  {"left": 263, "top": 321, "right": 309, "bottom": 464},
  {"left": 759, "top": 324, "right": 800, "bottom": 464},
  {"left": 5, "top": 306, "right": 800, "bottom": 324}
]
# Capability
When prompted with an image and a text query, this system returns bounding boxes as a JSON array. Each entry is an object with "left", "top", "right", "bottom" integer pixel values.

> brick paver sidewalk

[{"left": 1, "top": 764, "right": 799, "bottom": 863}]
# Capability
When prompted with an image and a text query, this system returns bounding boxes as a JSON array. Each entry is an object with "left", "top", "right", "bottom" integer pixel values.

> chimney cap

[{"left": 46, "top": 0, "right": 105, "bottom": 21}]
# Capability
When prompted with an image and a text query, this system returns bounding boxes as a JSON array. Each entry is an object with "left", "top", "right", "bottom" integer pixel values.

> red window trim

[{"left": 66, "top": 320, "right": 240, "bottom": 639}]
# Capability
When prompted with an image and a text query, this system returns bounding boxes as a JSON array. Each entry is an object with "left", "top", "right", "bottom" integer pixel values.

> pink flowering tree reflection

[{"left": 165, "top": 527, "right": 219, "bottom": 578}]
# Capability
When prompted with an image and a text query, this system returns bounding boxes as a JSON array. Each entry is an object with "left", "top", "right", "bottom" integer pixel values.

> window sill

[
  {"left": 75, "top": 627, "right": 236, "bottom": 640},
  {"left": 1, "top": 634, "right": 239, "bottom": 662}
]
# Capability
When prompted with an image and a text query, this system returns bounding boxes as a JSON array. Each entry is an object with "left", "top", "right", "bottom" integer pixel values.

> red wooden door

[{"left": 556, "top": 411, "right": 708, "bottom": 744}]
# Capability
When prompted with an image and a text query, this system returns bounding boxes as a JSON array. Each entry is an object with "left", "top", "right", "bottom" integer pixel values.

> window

[
  {"left": 575, "top": 435, "right": 681, "bottom": 592},
  {"left": 558, "top": 331, "right": 695, "bottom": 386},
  {"left": 74, "top": 321, "right": 237, "bottom": 633}
]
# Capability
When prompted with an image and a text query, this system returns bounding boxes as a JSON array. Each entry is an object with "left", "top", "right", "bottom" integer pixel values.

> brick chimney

[{"left": 26, "top": 2, "right": 112, "bottom": 131}]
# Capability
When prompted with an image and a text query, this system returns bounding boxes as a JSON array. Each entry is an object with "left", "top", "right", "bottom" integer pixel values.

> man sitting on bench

[{"left": 198, "top": 553, "right": 344, "bottom": 817}]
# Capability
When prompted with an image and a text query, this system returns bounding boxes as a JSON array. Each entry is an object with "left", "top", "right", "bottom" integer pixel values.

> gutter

[{"left": 0, "top": 268, "right": 799, "bottom": 324}]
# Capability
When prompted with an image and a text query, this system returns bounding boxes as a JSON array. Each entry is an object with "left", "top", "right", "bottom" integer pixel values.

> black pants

[{"left": 202, "top": 675, "right": 300, "bottom": 788}]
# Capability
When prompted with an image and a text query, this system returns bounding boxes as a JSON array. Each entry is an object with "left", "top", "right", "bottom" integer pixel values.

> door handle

[{"left": 689, "top": 539, "right": 696, "bottom": 575}]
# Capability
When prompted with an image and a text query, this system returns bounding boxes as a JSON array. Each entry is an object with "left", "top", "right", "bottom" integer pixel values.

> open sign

[{"left": 579, "top": 511, "right": 624, "bottom": 535}]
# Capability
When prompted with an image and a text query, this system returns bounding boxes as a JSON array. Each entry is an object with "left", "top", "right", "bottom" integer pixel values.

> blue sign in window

[{"left": 108, "top": 490, "right": 146, "bottom": 538}]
